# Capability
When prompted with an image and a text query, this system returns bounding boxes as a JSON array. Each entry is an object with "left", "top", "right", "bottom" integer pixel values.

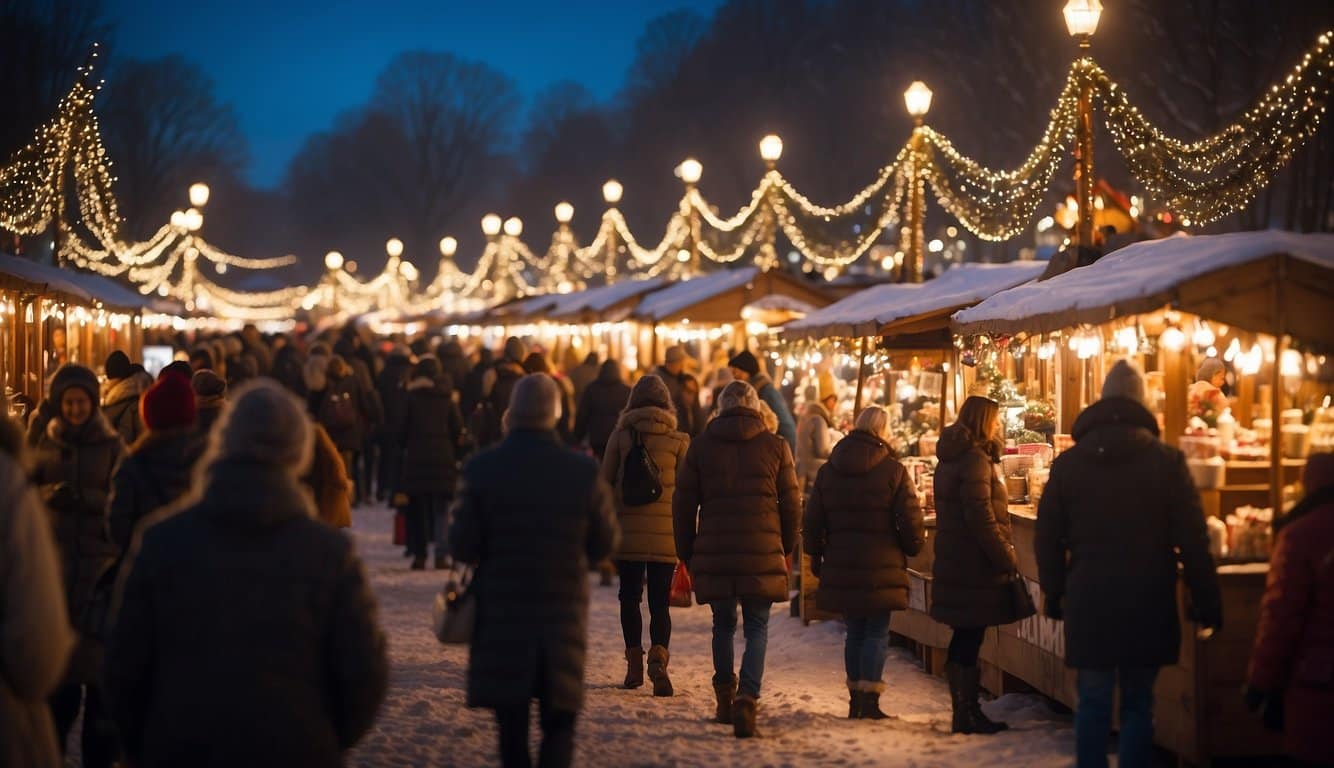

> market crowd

[{"left": 1, "top": 325, "right": 1330, "bottom": 768}]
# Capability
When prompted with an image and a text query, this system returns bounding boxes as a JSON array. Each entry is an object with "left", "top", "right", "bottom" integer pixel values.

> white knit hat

[
  {"left": 718, "top": 380, "right": 761, "bottom": 412},
  {"left": 504, "top": 373, "right": 562, "bottom": 432},
  {"left": 1101, "top": 359, "right": 1147, "bottom": 406},
  {"left": 213, "top": 379, "right": 313, "bottom": 473}
]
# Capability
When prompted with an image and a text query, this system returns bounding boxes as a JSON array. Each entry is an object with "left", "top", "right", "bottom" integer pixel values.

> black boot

[
  {"left": 732, "top": 693, "right": 758, "bottom": 738},
  {"left": 946, "top": 662, "right": 1006, "bottom": 734},
  {"left": 410, "top": 555, "right": 426, "bottom": 571},
  {"left": 858, "top": 682, "right": 889, "bottom": 720},
  {"left": 713, "top": 675, "right": 737, "bottom": 724},
  {"left": 647, "top": 645, "right": 674, "bottom": 697},
  {"left": 623, "top": 648, "right": 644, "bottom": 689},
  {"left": 847, "top": 681, "right": 861, "bottom": 719}
]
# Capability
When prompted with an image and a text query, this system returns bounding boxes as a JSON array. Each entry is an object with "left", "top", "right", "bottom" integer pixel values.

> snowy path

[{"left": 347, "top": 504, "right": 1076, "bottom": 767}]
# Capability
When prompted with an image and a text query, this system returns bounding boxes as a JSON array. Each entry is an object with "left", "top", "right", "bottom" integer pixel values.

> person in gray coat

[{"left": 451, "top": 373, "right": 620, "bottom": 768}]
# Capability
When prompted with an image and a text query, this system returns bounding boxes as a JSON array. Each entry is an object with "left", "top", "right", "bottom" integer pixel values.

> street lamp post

[
  {"left": 1064, "top": 0, "right": 1103, "bottom": 253},
  {"left": 324, "top": 250, "right": 344, "bottom": 310},
  {"left": 902, "top": 81, "right": 932, "bottom": 283},
  {"left": 602, "top": 179, "right": 623, "bottom": 280},
  {"left": 757, "top": 135, "right": 783, "bottom": 272},
  {"left": 677, "top": 159, "right": 703, "bottom": 277}
]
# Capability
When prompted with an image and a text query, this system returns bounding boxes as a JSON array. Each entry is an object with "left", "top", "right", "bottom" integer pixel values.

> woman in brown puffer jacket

[
  {"left": 803, "top": 405, "right": 924, "bottom": 720},
  {"left": 673, "top": 380, "right": 801, "bottom": 739},
  {"left": 601, "top": 375, "right": 689, "bottom": 698},
  {"left": 931, "top": 395, "right": 1031, "bottom": 735}
]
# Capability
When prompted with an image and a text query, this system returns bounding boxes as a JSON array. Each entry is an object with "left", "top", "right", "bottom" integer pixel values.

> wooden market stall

[{"left": 930, "top": 230, "right": 1334, "bottom": 765}]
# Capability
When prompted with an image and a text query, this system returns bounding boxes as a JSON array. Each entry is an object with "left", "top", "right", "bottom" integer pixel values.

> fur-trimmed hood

[
  {"left": 45, "top": 411, "right": 120, "bottom": 447},
  {"left": 615, "top": 405, "right": 677, "bottom": 434},
  {"left": 102, "top": 371, "right": 150, "bottom": 407}
]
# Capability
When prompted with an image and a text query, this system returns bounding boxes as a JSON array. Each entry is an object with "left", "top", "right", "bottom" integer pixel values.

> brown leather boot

[
  {"left": 732, "top": 693, "right": 758, "bottom": 738},
  {"left": 858, "top": 681, "right": 890, "bottom": 720},
  {"left": 647, "top": 645, "right": 674, "bottom": 697},
  {"left": 712, "top": 675, "right": 737, "bottom": 724},
  {"left": 623, "top": 648, "right": 644, "bottom": 689}
]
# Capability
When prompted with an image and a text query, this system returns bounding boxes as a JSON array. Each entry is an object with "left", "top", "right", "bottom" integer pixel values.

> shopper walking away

[
  {"left": 1036, "top": 361, "right": 1221, "bottom": 767},
  {"left": 600, "top": 374, "right": 689, "bottom": 696},
  {"left": 394, "top": 357, "right": 465, "bottom": 570},
  {"left": 932, "top": 395, "right": 1035, "bottom": 735},
  {"left": 803, "top": 406, "right": 924, "bottom": 719},
  {"left": 571, "top": 359, "right": 633, "bottom": 459},
  {"left": 673, "top": 380, "right": 800, "bottom": 738},
  {"left": 795, "top": 380, "right": 838, "bottom": 490},
  {"left": 106, "top": 380, "right": 388, "bottom": 768},
  {"left": 191, "top": 369, "right": 227, "bottom": 439},
  {"left": 451, "top": 373, "right": 619, "bottom": 768}
]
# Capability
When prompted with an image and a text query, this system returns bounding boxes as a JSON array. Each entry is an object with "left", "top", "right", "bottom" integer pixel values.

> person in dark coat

[
  {"left": 569, "top": 352, "right": 600, "bottom": 402},
  {"left": 675, "top": 373, "right": 707, "bottom": 438},
  {"left": 270, "top": 338, "right": 308, "bottom": 398},
  {"left": 653, "top": 345, "right": 690, "bottom": 414},
  {"left": 451, "top": 373, "right": 619, "bottom": 768},
  {"left": 1037, "top": 361, "right": 1221, "bottom": 768},
  {"left": 1246, "top": 452, "right": 1334, "bottom": 766},
  {"left": 803, "top": 405, "right": 924, "bottom": 720},
  {"left": 334, "top": 338, "right": 382, "bottom": 505},
  {"left": 460, "top": 347, "right": 494, "bottom": 421},
  {"left": 101, "top": 351, "right": 147, "bottom": 445},
  {"left": 523, "top": 352, "right": 576, "bottom": 441},
  {"left": 571, "top": 359, "right": 632, "bottom": 459},
  {"left": 31, "top": 364, "right": 125, "bottom": 767},
  {"left": 375, "top": 347, "right": 413, "bottom": 502},
  {"left": 317, "top": 355, "right": 371, "bottom": 483},
  {"left": 108, "top": 372, "right": 203, "bottom": 553},
  {"left": 931, "top": 395, "right": 1032, "bottom": 735},
  {"left": 106, "top": 380, "right": 388, "bottom": 768},
  {"left": 394, "top": 357, "right": 465, "bottom": 570},
  {"left": 673, "top": 380, "right": 801, "bottom": 738},
  {"left": 190, "top": 369, "right": 227, "bottom": 439},
  {"left": 727, "top": 349, "right": 797, "bottom": 451},
  {"left": 438, "top": 338, "right": 472, "bottom": 393}
]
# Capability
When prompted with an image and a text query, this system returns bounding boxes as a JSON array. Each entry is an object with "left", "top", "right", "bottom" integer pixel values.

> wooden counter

[{"left": 886, "top": 506, "right": 1282, "bottom": 766}]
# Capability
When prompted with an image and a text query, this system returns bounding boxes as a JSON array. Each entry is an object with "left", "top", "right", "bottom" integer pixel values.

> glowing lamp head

[
  {"left": 398, "top": 260, "right": 419, "bottom": 281},
  {"left": 602, "top": 179, "right": 623, "bottom": 205},
  {"left": 503, "top": 217, "right": 523, "bottom": 237},
  {"left": 758, "top": 135, "right": 783, "bottom": 164},
  {"left": 676, "top": 248, "right": 691, "bottom": 263},
  {"left": 903, "top": 81, "right": 933, "bottom": 119},
  {"left": 188, "top": 182, "right": 210, "bottom": 207},
  {"left": 439, "top": 236, "right": 458, "bottom": 257},
  {"left": 324, "top": 250, "right": 344, "bottom": 271},
  {"left": 385, "top": 237, "right": 404, "bottom": 258},
  {"left": 183, "top": 208, "right": 204, "bottom": 232},
  {"left": 554, "top": 201, "right": 574, "bottom": 224},
  {"left": 481, "top": 214, "right": 503, "bottom": 237},
  {"left": 677, "top": 158, "right": 703, "bottom": 185},
  {"left": 170, "top": 210, "right": 187, "bottom": 229},
  {"left": 1159, "top": 326, "right": 1187, "bottom": 352},
  {"left": 1063, "top": 0, "right": 1102, "bottom": 41}
]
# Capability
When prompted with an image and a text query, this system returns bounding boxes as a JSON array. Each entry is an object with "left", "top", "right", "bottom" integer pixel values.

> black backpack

[{"left": 620, "top": 426, "right": 663, "bottom": 507}]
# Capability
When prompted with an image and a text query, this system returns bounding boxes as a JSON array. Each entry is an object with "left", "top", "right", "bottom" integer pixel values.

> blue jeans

[
  {"left": 844, "top": 614, "right": 891, "bottom": 684},
  {"left": 710, "top": 599, "right": 771, "bottom": 698},
  {"left": 1075, "top": 666, "right": 1159, "bottom": 768}
]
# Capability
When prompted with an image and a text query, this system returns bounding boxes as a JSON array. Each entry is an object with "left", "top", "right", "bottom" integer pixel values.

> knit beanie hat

[
  {"left": 728, "top": 350, "right": 760, "bottom": 378},
  {"left": 49, "top": 363, "right": 100, "bottom": 406},
  {"left": 522, "top": 352, "right": 552, "bottom": 375},
  {"left": 629, "top": 374, "right": 672, "bottom": 410},
  {"left": 413, "top": 356, "right": 442, "bottom": 380},
  {"left": 1196, "top": 357, "right": 1225, "bottom": 383},
  {"left": 504, "top": 336, "right": 528, "bottom": 364},
  {"left": 1303, "top": 452, "right": 1334, "bottom": 494},
  {"left": 214, "top": 379, "right": 313, "bottom": 472},
  {"left": 718, "top": 380, "right": 761, "bottom": 412},
  {"left": 664, "top": 345, "right": 689, "bottom": 366},
  {"left": 160, "top": 360, "right": 193, "bottom": 381},
  {"left": 503, "top": 373, "right": 561, "bottom": 432},
  {"left": 141, "top": 372, "right": 197, "bottom": 431},
  {"left": 1101, "top": 359, "right": 1147, "bottom": 406},
  {"left": 191, "top": 369, "right": 226, "bottom": 408},
  {"left": 818, "top": 371, "right": 837, "bottom": 401},
  {"left": 105, "top": 350, "right": 133, "bottom": 381}
]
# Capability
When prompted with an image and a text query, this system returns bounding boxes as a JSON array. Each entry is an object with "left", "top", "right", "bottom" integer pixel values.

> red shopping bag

[
  {"left": 669, "top": 562, "right": 693, "bottom": 608},
  {"left": 393, "top": 510, "right": 406, "bottom": 546}
]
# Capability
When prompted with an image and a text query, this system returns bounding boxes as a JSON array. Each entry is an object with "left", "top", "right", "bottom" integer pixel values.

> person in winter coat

[
  {"left": 438, "top": 338, "right": 472, "bottom": 393},
  {"left": 303, "top": 423, "right": 353, "bottom": 529},
  {"left": 1246, "top": 452, "right": 1334, "bottom": 766},
  {"left": 191, "top": 369, "right": 226, "bottom": 439},
  {"left": 931, "top": 395, "right": 1033, "bottom": 735},
  {"left": 673, "top": 380, "right": 801, "bottom": 738},
  {"left": 270, "top": 337, "right": 308, "bottom": 399},
  {"left": 676, "top": 374, "right": 707, "bottom": 438},
  {"left": 461, "top": 347, "right": 494, "bottom": 420},
  {"left": 795, "top": 382, "right": 838, "bottom": 489},
  {"left": 569, "top": 352, "right": 600, "bottom": 402},
  {"left": 31, "top": 364, "right": 125, "bottom": 767},
  {"left": 106, "top": 379, "right": 388, "bottom": 767},
  {"left": 653, "top": 345, "right": 690, "bottom": 413},
  {"left": 334, "top": 339, "right": 382, "bottom": 505},
  {"left": 600, "top": 374, "right": 690, "bottom": 697},
  {"left": 1036, "top": 361, "right": 1221, "bottom": 768},
  {"left": 803, "top": 405, "right": 925, "bottom": 720},
  {"left": 108, "top": 372, "right": 203, "bottom": 553},
  {"left": 394, "top": 357, "right": 465, "bottom": 570},
  {"left": 0, "top": 419, "right": 75, "bottom": 768},
  {"left": 375, "top": 347, "right": 413, "bottom": 502},
  {"left": 303, "top": 342, "right": 332, "bottom": 413},
  {"left": 571, "top": 359, "right": 633, "bottom": 459},
  {"left": 451, "top": 374, "right": 619, "bottom": 768},
  {"left": 728, "top": 350, "right": 797, "bottom": 450},
  {"left": 101, "top": 350, "right": 148, "bottom": 445},
  {"left": 318, "top": 355, "right": 371, "bottom": 486},
  {"left": 472, "top": 338, "right": 527, "bottom": 449},
  {"left": 524, "top": 352, "right": 576, "bottom": 441}
]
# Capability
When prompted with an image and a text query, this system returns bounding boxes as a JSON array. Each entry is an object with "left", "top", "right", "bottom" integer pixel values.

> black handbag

[
  {"left": 1009, "top": 573, "right": 1038, "bottom": 621},
  {"left": 432, "top": 566, "right": 476, "bottom": 644}
]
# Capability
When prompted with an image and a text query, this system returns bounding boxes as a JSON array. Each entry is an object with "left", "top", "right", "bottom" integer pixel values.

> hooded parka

[{"left": 601, "top": 406, "right": 689, "bottom": 563}]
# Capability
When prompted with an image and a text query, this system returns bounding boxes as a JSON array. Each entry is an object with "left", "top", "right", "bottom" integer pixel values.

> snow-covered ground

[{"left": 347, "top": 503, "right": 1077, "bottom": 767}]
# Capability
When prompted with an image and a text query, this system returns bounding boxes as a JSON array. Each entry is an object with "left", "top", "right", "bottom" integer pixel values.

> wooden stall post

[
  {"left": 853, "top": 336, "right": 869, "bottom": 417},
  {"left": 1270, "top": 255, "right": 1286, "bottom": 516},
  {"left": 1237, "top": 365, "right": 1255, "bottom": 428},
  {"left": 1162, "top": 345, "right": 1187, "bottom": 447},
  {"left": 1058, "top": 343, "right": 1082, "bottom": 433}
]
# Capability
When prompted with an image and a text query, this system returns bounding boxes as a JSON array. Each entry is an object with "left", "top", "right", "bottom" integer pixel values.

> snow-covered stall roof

[
  {"left": 953, "top": 231, "right": 1334, "bottom": 346},
  {"left": 0, "top": 253, "right": 162, "bottom": 313},
  {"left": 782, "top": 261, "right": 1045, "bottom": 340},
  {"left": 545, "top": 277, "right": 667, "bottom": 321},
  {"left": 630, "top": 267, "right": 830, "bottom": 324},
  {"left": 632, "top": 267, "right": 761, "bottom": 322}
]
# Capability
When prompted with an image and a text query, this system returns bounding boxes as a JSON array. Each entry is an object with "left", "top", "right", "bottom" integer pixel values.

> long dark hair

[{"left": 955, "top": 395, "right": 1003, "bottom": 462}]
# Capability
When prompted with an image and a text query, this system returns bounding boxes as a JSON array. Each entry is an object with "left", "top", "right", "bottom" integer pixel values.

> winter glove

[
  {"left": 809, "top": 556, "right": 823, "bottom": 578},
  {"left": 1043, "top": 594, "right": 1063, "bottom": 621},
  {"left": 1242, "top": 685, "right": 1284, "bottom": 731}
]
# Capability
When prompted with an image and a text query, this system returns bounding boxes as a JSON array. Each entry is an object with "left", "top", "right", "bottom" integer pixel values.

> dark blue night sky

[{"left": 106, "top": 0, "right": 722, "bottom": 187}]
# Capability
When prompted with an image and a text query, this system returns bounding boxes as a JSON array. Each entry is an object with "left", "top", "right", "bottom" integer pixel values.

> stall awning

[
  {"left": 631, "top": 266, "right": 831, "bottom": 324},
  {"left": 782, "top": 262, "right": 1046, "bottom": 340},
  {"left": 0, "top": 253, "right": 170, "bottom": 314},
  {"left": 952, "top": 231, "right": 1334, "bottom": 348},
  {"left": 545, "top": 278, "right": 667, "bottom": 322}
]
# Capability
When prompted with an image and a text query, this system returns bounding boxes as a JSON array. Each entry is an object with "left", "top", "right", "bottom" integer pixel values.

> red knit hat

[{"left": 140, "top": 371, "right": 197, "bottom": 431}]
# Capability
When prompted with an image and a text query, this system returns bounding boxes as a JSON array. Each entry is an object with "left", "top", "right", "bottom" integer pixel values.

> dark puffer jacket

[
  {"left": 106, "top": 460, "right": 388, "bottom": 767},
  {"left": 108, "top": 429, "right": 205, "bottom": 552},
  {"left": 451, "top": 430, "right": 619, "bottom": 714},
  {"left": 1036, "top": 397, "right": 1221, "bottom": 668},
  {"left": 600, "top": 406, "right": 689, "bottom": 564},
  {"left": 803, "top": 430, "right": 926, "bottom": 617},
  {"left": 673, "top": 406, "right": 801, "bottom": 604},
  {"left": 393, "top": 376, "right": 464, "bottom": 496},
  {"left": 571, "top": 361, "right": 632, "bottom": 458},
  {"left": 930, "top": 422, "right": 1021, "bottom": 628},
  {"left": 101, "top": 373, "right": 147, "bottom": 446}
]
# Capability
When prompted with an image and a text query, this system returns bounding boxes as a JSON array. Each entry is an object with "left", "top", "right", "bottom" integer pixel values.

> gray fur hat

[
  {"left": 213, "top": 379, "right": 313, "bottom": 473},
  {"left": 718, "top": 380, "right": 761, "bottom": 412},
  {"left": 504, "top": 373, "right": 561, "bottom": 432}
]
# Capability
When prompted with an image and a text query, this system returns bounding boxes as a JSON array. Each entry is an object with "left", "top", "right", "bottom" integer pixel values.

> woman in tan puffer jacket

[{"left": 601, "top": 374, "right": 689, "bottom": 698}]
